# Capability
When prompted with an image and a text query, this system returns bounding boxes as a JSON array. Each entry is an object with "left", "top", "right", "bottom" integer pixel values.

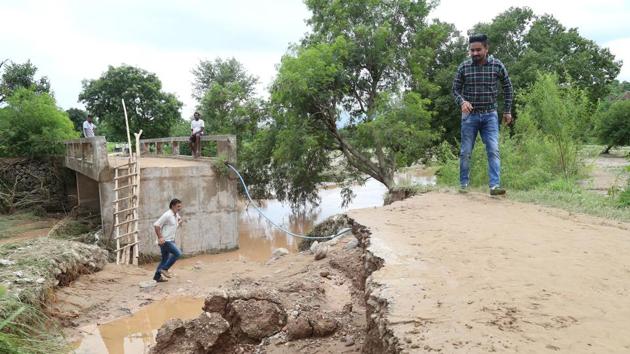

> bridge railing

[
  {"left": 64, "top": 136, "right": 110, "bottom": 181},
  {"left": 139, "top": 135, "right": 237, "bottom": 162}
]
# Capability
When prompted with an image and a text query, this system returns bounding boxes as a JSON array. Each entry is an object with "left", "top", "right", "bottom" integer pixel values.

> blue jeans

[
  {"left": 460, "top": 111, "right": 501, "bottom": 188},
  {"left": 153, "top": 241, "right": 181, "bottom": 280}
]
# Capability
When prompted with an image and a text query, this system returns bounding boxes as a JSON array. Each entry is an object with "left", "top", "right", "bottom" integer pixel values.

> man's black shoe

[{"left": 490, "top": 186, "right": 506, "bottom": 196}]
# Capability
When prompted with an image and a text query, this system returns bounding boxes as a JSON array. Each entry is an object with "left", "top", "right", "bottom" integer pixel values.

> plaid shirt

[{"left": 452, "top": 55, "right": 513, "bottom": 113}]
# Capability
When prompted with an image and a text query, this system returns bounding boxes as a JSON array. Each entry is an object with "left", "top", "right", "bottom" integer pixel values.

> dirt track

[{"left": 349, "top": 191, "right": 630, "bottom": 353}]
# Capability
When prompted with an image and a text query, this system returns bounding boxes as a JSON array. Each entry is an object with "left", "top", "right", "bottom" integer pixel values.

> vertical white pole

[{"left": 122, "top": 99, "right": 132, "bottom": 156}]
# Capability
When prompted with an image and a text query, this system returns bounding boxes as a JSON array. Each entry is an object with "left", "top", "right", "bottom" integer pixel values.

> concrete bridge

[{"left": 63, "top": 135, "right": 239, "bottom": 260}]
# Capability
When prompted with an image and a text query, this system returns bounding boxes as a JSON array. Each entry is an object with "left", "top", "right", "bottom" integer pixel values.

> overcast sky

[{"left": 1, "top": 0, "right": 628, "bottom": 119}]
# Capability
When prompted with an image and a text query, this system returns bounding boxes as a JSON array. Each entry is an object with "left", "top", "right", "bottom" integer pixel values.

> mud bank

[{"left": 350, "top": 191, "right": 630, "bottom": 353}]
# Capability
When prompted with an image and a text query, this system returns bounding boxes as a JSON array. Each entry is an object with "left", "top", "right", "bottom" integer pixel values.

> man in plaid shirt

[{"left": 453, "top": 33, "right": 513, "bottom": 195}]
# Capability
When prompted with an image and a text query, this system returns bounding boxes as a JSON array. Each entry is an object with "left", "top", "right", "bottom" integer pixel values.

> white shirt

[
  {"left": 83, "top": 121, "right": 96, "bottom": 137},
  {"left": 191, "top": 119, "right": 205, "bottom": 134},
  {"left": 153, "top": 210, "right": 181, "bottom": 242}
]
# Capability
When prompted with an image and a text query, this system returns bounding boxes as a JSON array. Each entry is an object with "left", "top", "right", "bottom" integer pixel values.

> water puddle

[{"left": 72, "top": 297, "right": 203, "bottom": 354}]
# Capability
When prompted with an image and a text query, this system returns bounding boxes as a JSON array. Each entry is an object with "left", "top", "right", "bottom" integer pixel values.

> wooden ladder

[
  {"left": 114, "top": 99, "right": 143, "bottom": 265},
  {"left": 113, "top": 156, "right": 139, "bottom": 265}
]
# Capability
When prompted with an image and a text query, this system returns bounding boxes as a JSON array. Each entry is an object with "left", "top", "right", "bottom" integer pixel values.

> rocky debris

[
  {"left": 311, "top": 312, "right": 338, "bottom": 337},
  {"left": 151, "top": 312, "right": 231, "bottom": 354},
  {"left": 149, "top": 216, "right": 373, "bottom": 353},
  {"left": 285, "top": 312, "right": 339, "bottom": 340},
  {"left": 309, "top": 241, "right": 319, "bottom": 254},
  {"left": 203, "top": 290, "right": 229, "bottom": 314},
  {"left": 343, "top": 335, "right": 356, "bottom": 346},
  {"left": 272, "top": 248, "right": 289, "bottom": 258},
  {"left": 344, "top": 238, "right": 359, "bottom": 250},
  {"left": 314, "top": 244, "right": 329, "bottom": 261},
  {"left": 287, "top": 315, "right": 313, "bottom": 340},
  {"left": 228, "top": 298, "right": 287, "bottom": 341},
  {"left": 299, "top": 214, "right": 354, "bottom": 251},
  {"left": 328, "top": 245, "right": 365, "bottom": 291}
]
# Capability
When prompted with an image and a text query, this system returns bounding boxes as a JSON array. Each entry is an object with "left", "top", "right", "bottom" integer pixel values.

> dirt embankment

[
  {"left": 351, "top": 191, "right": 630, "bottom": 353},
  {"left": 0, "top": 238, "right": 108, "bottom": 325}
]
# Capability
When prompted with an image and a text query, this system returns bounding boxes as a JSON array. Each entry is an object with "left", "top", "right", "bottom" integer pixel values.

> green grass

[
  {"left": 0, "top": 212, "right": 50, "bottom": 240},
  {"left": 508, "top": 188, "right": 630, "bottom": 222},
  {"left": 0, "top": 237, "right": 108, "bottom": 353},
  {"left": 106, "top": 142, "right": 126, "bottom": 153},
  {"left": 0, "top": 286, "right": 67, "bottom": 354}
]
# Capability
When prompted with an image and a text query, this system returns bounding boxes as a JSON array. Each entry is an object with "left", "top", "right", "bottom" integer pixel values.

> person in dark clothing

[{"left": 452, "top": 34, "right": 514, "bottom": 195}]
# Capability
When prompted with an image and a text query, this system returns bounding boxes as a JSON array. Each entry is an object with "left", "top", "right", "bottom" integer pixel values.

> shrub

[
  {"left": 0, "top": 88, "right": 78, "bottom": 157},
  {"left": 596, "top": 100, "right": 630, "bottom": 152}
]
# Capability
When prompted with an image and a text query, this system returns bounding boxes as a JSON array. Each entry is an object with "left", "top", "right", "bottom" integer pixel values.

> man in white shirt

[
  {"left": 82, "top": 115, "right": 96, "bottom": 138},
  {"left": 189, "top": 111, "right": 205, "bottom": 158},
  {"left": 153, "top": 198, "right": 183, "bottom": 282}
]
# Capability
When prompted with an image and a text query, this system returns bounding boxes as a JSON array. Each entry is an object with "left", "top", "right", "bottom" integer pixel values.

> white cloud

[
  {"left": 605, "top": 38, "right": 630, "bottom": 81},
  {"left": 1, "top": 0, "right": 627, "bottom": 125}
]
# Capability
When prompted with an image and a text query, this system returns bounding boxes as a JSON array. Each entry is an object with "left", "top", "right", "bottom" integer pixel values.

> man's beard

[{"left": 472, "top": 55, "right": 484, "bottom": 63}]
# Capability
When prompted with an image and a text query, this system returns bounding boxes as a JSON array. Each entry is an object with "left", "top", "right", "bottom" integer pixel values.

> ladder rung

[
  {"left": 114, "top": 206, "right": 137, "bottom": 215},
  {"left": 114, "top": 173, "right": 138, "bottom": 180},
  {"left": 113, "top": 195, "right": 136, "bottom": 203},
  {"left": 114, "top": 185, "right": 134, "bottom": 191},
  {"left": 115, "top": 230, "right": 138, "bottom": 240},
  {"left": 115, "top": 241, "right": 139, "bottom": 252},
  {"left": 115, "top": 161, "right": 137, "bottom": 169},
  {"left": 114, "top": 218, "right": 138, "bottom": 227}
]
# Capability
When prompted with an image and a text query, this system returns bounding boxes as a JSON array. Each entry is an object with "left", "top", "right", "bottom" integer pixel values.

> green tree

[
  {"left": 412, "top": 22, "right": 467, "bottom": 143},
  {"left": 260, "top": 0, "right": 439, "bottom": 206},
  {"left": 0, "top": 59, "right": 51, "bottom": 104},
  {"left": 65, "top": 107, "right": 87, "bottom": 132},
  {"left": 472, "top": 7, "right": 621, "bottom": 102},
  {"left": 79, "top": 65, "right": 183, "bottom": 141},
  {"left": 518, "top": 73, "right": 590, "bottom": 178},
  {"left": 192, "top": 58, "right": 265, "bottom": 142},
  {"left": 0, "top": 88, "right": 78, "bottom": 157},
  {"left": 596, "top": 100, "right": 630, "bottom": 153}
]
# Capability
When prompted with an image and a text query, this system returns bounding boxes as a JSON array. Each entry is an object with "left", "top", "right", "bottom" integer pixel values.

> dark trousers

[{"left": 153, "top": 241, "right": 181, "bottom": 280}]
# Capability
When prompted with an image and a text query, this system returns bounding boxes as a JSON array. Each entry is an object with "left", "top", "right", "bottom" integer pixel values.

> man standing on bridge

[
  {"left": 189, "top": 111, "right": 205, "bottom": 158},
  {"left": 153, "top": 198, "right": 183, "bottom": 282},
  {"left": 82, "top": 114, "right": 96, "bottom": 138},
  {"left": 453, "top": 34, "right": 513, "bottom": 196}
]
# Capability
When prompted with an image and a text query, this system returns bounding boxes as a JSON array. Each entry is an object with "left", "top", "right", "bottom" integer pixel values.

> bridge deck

[{"left": 108, "top": 156, "right": 211, "bottom": 168}]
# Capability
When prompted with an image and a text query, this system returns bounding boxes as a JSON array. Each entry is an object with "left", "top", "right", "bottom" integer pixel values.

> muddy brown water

[{"left": 72, "top": 176, "right": 434, "bottom": 353}]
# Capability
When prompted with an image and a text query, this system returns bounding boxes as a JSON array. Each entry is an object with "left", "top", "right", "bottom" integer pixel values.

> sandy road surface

[{"left": 349, "top": 191, "right": 630, "bottom": 353}]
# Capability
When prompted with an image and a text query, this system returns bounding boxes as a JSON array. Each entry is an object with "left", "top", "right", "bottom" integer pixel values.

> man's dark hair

[
  {"left": 87, "top": 114, "right": 93, "bottom": 119},
  {"left": 469, "top": 34, "right": 488, "bottom": 46},
  {"left": 169, "top": 198, "right": 181, "bottom": 209},
  {"left": 194, "top": 111, "right": 200, "bottom": 116}
]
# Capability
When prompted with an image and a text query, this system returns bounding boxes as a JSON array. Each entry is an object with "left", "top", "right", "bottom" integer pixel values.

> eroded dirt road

[{"left": 350, "top": 191, "right": 630, "bottom": 353}]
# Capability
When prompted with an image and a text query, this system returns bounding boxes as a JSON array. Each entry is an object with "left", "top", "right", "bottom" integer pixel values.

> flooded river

[{"left": 72, "top": 174, "right": 434, "bottom": 353}]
